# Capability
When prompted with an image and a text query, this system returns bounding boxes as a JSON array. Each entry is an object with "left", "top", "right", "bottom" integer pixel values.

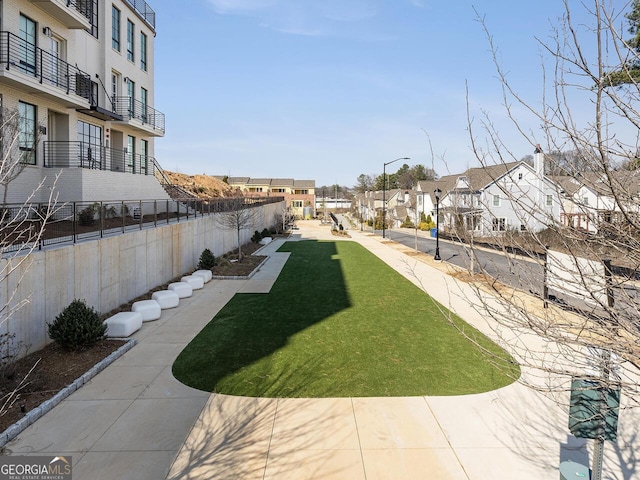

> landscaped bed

[{"left": 172, "top": 240, "right": 520, "bottom": 397}]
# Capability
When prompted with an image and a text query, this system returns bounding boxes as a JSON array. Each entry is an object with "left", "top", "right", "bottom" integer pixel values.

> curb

[
  {"left": 211, "top": 255, "right": 270, "bottom": 280},
  {"left": 0, "top": 338, "right": 137, "bottom": 449}
]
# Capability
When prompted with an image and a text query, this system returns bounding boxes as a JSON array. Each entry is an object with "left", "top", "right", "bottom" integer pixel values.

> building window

[
  {"left": 140, "top": 87, "right": 148, "bottom": 122},
  {"left": 19, "top": 14, "right": 37, "bottom": 76},
  {"left": 140, "top": 32, "right": 147, "bottom": 71},
  {"left": 112, "top": 7, "right": 121, "bottom": 51},
  {"left": 492, "top": 218, "right": 506, "bottom": 231},
  {"left": 77, "top": 120, "right": 102, "bottom": 168},
  {"left": 126, "top": 79, "right": 135, "bottom": 116},
  {"left": 295, "top": 189, "right": 309, "bottom": 195},
  {"left": 272, "top": 188, "right": 286, "bottom": 193},
  {"left": 518, "top": 173, "right": 523, "bottom": 180},
  {"left": 127, "top": 135, "right": 135, "bottom": 173},
  {"left": 140, "top": 139, "right": 148, "bottom": 174},
  {"left": 583, "top": 196, "right": 589, "bottom": 205},
  {"left": 520, "top": 224, "right": 527, "bottom": 231},
  {"left": 546, "top": 195, "right": 553, "bottom": 206},
  {"left": 292, "top": 200, "right": 303, "bottom": 208},
  {"left": 111, "top": 71, "right": 120, "bottom": 108},
  {"left": 493, "top": 194, "right": 500, "bottom": 207},
  {"left": 127, "top": 20, "right": 135, "bottom": 61},
  {"left": 18, "top": 101, "right": 36, "bottom": 165}
]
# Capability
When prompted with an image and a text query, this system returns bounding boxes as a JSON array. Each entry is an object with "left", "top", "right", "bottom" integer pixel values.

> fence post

[
  {"left": 100, "top": 201, "right": 104, "bottom": 238},
  {"left": 543, "top": 246, "right": 549, "bottom": 309},
  {"left": 603, "top": 259, "right": 614, "bottom": 309},
  {"left": 73, "top": 202, "right": 77, "bottom": 243}
]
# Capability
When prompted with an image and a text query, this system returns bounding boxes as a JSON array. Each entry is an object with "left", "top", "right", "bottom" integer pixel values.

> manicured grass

[{"left": 172, "top": 240, "right": 519, "bottom": 397}]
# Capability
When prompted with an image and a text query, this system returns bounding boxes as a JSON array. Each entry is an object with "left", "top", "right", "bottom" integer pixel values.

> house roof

[
  {"left": 463, "top": 161, "right": 521, "bottom": 191},
  {"left": 578, "top": 170, "right": 640, "bottom": 197},
  {"left": 246, "top": 178, "right": 272, "bottom": 186},
  {"left": 395, "top": 204, "right": 409, "bottom": 219},
  {"left": 227, "top": 177, "right": 250, "bottom": 184},
  {"left": 418, "top": 177, "right": 458, "bottom": 203},
  {"left": 270, "top": 178, "right": 295, "bottom": 187},
  {"left": 293, "top": 180, "right": 316, "bottom": 188},
  {"left": 550, "top": 175, "right": 580, "bottom": 196}
]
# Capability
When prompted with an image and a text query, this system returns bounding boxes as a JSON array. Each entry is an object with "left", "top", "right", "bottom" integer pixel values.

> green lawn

[{"left": 172, "top": 240, "right": 519, "bottom": 397}]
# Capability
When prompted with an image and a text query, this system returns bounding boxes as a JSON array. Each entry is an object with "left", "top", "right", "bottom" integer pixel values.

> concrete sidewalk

[{"left": 4, "top": 221, "right": 638, "bottom": 479}]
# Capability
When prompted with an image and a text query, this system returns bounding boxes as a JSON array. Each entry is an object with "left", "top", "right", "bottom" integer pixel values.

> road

[{"left": 376, "top": 228, "right": 546, "bottom": 297}]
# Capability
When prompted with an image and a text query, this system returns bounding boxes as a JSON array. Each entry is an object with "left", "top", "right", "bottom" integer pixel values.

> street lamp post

[
  {"left": 382, "top": 157, "right": 410, "bottom": 239},
  {"left": 434, "top": 188, "right": 442, "bottom": 261}
]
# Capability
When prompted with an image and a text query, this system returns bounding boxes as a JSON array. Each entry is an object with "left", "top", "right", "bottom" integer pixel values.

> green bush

[
  {"left": 251, "top": 230, "right": 262, "bottom": 243},
  {"left": 78, "top": 205, "right": 96, "bottom": 226},
  {"left": 261, "top": 228, "right": 270, "bottom": 238},
  {"left": 198, "top": 248, "right": 216, "bottom": 269},
  {"left": 48, "top": 300, "right": 106, "bottom": 351},
  {"left": 401, "top": 216, "right": 414, "bottom": 228}
]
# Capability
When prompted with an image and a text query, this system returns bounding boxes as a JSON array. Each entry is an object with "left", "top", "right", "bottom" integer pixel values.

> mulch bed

[
  {"left": 0, "top": 339, "right": 126, "bottom": 433},
  {"left": 0, "top": 239, "right": 276, "bottom": 435}
]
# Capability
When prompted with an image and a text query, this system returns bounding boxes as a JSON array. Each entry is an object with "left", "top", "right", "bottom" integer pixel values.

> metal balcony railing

[
  {"left": 44, "top": 141, "right": 156, "bottom": 176},
  {"left": 0, "top": 31, "right": 91, "bottom": 101},
  {"left": 113, "top": 96, "right": 165, "bottom": 134},
  {"left": 69, "top": 0, "right": 94, "bottom": 20},
  {"left": 122, "top": 0, "right": 156, "bottom": 29}
]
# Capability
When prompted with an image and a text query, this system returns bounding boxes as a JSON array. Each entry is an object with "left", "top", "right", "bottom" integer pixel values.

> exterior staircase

[{"left": 152, "top": 159, "right": 198, "bottom": 200}]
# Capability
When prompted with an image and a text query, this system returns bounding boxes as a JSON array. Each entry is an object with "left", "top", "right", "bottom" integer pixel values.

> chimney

[{"left": 534, "top": 144, "right": 544, "bottom": 177}]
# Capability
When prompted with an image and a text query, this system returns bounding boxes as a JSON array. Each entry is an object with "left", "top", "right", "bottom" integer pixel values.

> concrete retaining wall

[{"left": 0, "top": 201, "right": 283, "bottom": 358}]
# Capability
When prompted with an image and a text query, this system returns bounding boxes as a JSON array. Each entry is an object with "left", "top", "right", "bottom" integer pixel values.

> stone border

[
  {"left": 211, "top": 255, "right": 270, "bottom": 280},
  {"left": 0, "top": 338, "right": 137, "bottom": 448}
]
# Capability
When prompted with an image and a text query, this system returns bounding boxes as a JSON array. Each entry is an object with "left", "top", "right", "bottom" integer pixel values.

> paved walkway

[{"left": 5, "top": 222, "right": 639, "bottom": 479}]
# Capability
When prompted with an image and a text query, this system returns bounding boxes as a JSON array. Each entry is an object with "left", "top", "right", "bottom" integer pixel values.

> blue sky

[{"left": 151, "top": 0, "right": 598, "bottom": 187}]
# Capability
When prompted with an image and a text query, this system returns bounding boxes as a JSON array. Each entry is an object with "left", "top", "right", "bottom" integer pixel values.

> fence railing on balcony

[
  {"left": 44, "top": 141, "right": 156, "bottom": 175},
  {"left": 123, "top": 0, "right": 156, "bottom": 29},
  {"left": 113, "top": 96, "right": 165, "bottom": 134},
  {"left": 0, "top": 31, "right": 91, "bottom": 100},
  {"left": 70, "top": 0, "right": 94, "bottom": 20}
]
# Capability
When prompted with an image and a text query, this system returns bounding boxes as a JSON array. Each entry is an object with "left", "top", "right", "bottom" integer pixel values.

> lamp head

[{"left": 434, "top": 188, "right": 442, "bottom": 200}]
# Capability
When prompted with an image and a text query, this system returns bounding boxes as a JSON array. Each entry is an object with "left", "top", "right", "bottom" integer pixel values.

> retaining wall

[{"left": 0, "top": 201, "right": 283, "bottom": 358}]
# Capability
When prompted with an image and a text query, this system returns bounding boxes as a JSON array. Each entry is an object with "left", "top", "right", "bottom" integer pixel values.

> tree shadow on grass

[{"left": 172, "top": 240, "right": 352, "bottom": 396}]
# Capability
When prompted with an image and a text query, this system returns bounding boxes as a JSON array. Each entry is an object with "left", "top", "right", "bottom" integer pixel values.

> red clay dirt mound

[{"left": 164, "top": 171, "right": 237, "bottom": 198}]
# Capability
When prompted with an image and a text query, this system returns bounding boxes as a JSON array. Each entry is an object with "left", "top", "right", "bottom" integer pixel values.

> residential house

[
  {"left": 0, "top": 0, "right": 168, "bottom": 205},
  {"left": 439, "top": 158, "right": 561, "bottom": 236},
  {"left": 556, "top": 170, "right": 640, "bottom": 232},
  {"left": 227, "top": 177, "right": 316, "bottom": 218}
]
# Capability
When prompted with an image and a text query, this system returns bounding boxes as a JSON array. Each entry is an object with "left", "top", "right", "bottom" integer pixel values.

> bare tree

[
  {"left": 445, "top": 1, "right": 640, "bottom": 475},
  {"left": 215, "top": 197, "right": 260, "bottom": 262},
  {"left": 0, "top": 107, "right": 59, "bottom": 421}
]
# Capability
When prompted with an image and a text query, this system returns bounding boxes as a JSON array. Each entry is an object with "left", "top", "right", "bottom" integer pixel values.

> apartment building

[
  {"left": 227, "top": 177, "right": 316, "bottom": 218},
  {"left": 0, "top": 0, "right": 168, "bottom": 204}
]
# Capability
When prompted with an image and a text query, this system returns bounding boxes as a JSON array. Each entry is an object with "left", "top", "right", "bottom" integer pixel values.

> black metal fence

[
  {"left": 1, "top": 196, "right": 284, "bottom": 255},
  {"left": 0, "top": 31, "right": 91, "bottom": 100},
  {"left": 113, "top": 96, "right": 165, "bottom": 134},
  {"left": 44, "top": 141, "right": 156, "bottom": 175}
]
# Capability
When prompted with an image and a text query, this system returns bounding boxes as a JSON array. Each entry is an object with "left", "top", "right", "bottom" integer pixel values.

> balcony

[
  {"left": 123, "top": 0, "right": 156, "bottom": 30},
  {"left": 0, "top": 31, "right": 91, "bottom": 107},
  {"left": 44, "top": 141, "right": 157, "bottom": 175},
  {"left": 113, "top": 96, "right": 165, "bottom": 136},
  {"left": 29, "top": 0, "right": 92, "bottom": 29}
]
